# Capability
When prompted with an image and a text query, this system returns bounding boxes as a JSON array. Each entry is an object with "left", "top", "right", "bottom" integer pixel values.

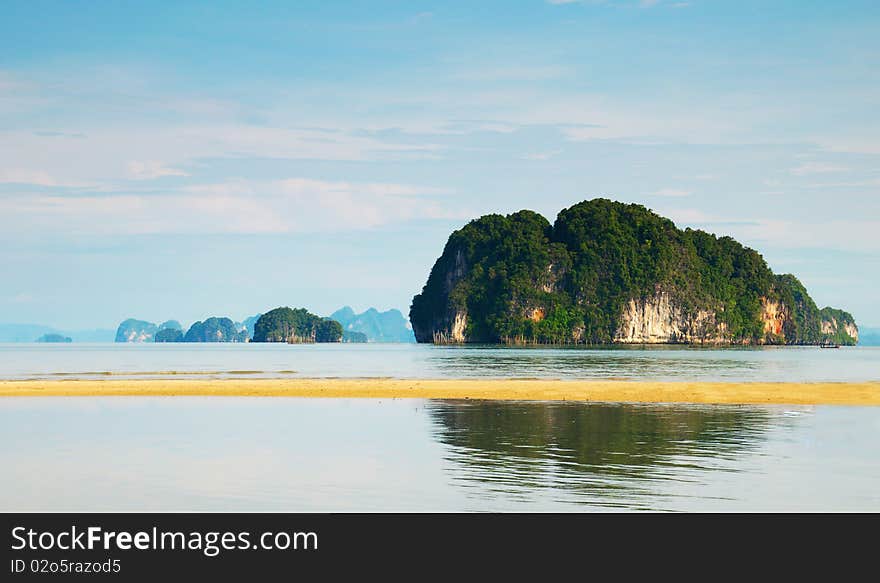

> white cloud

[
  {"left": 0, "top": 178, "right": 464, "bottom": 236},
  {"left": 0, "top": 169, "right": 94, "bottom": 188},
  {"left": 520, "top": 149, "right": 563, "bottom": 160},
  {"left": 735, "top": 219, "right": 880, "bottom": 252},
  {"left": 659, "top": 208, "right": 719, "bottom": 225},
  {"left": 651, "top": 188, "right": 692, "bottom": 197},
  {"left": 0, "top": 125, "right": 441, "bottom": 189},
  {"left": 656, "top": 207, "right": 880, "bottom": 253},
  {"left": 789, "top": 162, "right": 848, "bottom": 176},
  {"left": 128, "top": 161, "right": 189, "bottom": 180}
]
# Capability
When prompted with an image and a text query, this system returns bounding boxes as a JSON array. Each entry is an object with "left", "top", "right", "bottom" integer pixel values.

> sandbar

[{"left": 0, "top": 378, "right": 878, "bottom": 405}]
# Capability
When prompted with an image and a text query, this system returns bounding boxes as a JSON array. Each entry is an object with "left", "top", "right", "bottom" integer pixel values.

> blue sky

[{"left": 1, "top": 0, "right": 878, "bottom": 330}]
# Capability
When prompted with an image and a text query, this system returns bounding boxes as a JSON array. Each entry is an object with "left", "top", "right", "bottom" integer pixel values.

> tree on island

[{"left": 252, "top": 307, "right": 343, "bottom": 343}]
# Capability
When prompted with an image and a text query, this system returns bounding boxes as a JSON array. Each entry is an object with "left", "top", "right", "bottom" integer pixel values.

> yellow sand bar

[{"left": 0, "top": 378, "right": 879, "bottom": 405}]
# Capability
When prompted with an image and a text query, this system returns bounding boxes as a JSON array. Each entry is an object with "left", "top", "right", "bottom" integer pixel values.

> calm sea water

[
  {"left": 2, "top": 344, "right": 877, "bottom": 511},
  {"left": 0, "top": 398, "right": 877, "bottom": 512},
  {"left": 1, "top": 342, "right": 879, "bottom": 382}
]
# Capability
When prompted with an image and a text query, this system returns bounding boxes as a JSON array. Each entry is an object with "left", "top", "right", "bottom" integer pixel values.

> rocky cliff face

[
  {"left": 412, "top": 248, "right": 471, "bottom": 343},
  {"left": 759, "top": 298, "right": 787, "bottom": 343},
  {"left": 821, "top": 315, "right": 859, "bottom": 344},
  {"left": 429, "top": 310, "right": 468, "bottom": 343},
  {"left": 614, "top": 291, "right": 728, "bottom": 344}
]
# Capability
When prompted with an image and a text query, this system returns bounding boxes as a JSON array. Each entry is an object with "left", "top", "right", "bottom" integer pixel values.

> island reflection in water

[
  {"left": 4, "top": 397, "right": 877, "bottom": 511},
  {"left": 428, "top": 400, "right": 775, "bottom": 510}
]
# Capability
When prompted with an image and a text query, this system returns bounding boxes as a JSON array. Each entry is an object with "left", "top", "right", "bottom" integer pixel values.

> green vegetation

[
  {"left": 183, "top": 317, "right": 247, "bottom": 343},
  {"left": 410, "top": 198, "right": 858, "bottom": 345},
  {"left": 252, "top": 307, "right": 343, "bottom": 343},
  {"left": 154, "top": 328, "right": 184, "bottom": 343}
]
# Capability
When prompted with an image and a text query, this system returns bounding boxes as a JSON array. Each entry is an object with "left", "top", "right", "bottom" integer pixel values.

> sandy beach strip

[{"left": 0, "top": 378, "right": 878, "bottom": 405}]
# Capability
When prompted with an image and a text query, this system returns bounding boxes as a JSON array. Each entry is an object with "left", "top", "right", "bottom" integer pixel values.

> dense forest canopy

[
  {"left": 252, "top": 307, "right": 343, "bottom": 343},
  {"left": 410, "top": 199, "right": 858, "bottom": 346}
]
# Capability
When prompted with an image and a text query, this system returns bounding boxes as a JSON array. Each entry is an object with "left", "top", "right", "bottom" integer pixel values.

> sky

[{"left": 1, "top": 0, "right": 878, "bottom": 330}]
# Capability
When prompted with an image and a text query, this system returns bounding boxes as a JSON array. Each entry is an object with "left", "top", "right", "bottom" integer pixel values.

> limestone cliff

[
  {"left": 759, "top": 297, "right": 787, "bottom": 343},
  {"left": 613, "top": 291, "right": 728, "bottom": 344},
  {"left": 412, "top": 247, "right": 472, "bottom": 343},
  {"left": 820, "top": 309, "right": 859, "bottom": 344}
]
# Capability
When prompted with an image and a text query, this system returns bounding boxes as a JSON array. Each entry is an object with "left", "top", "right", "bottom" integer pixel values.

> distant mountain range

[
  {"left": 859, "top": 327, "right": 880, "bottom": 346},
  {"left": 329, "top": 307, "right": 415, "bottom": 343}
]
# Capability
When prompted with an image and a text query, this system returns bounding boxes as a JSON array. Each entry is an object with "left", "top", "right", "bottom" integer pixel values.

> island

[
  {"left": 115, "top": 319, "right": 159, "bottom": 343},
  {"left": 251, "top": 307, "right": 343, "bottom": 343},
  {"left": 35, "top": 333, "right": 72, "bottom": 343},
  {"left": 183, "top": 317, "right": 248, "bottom": 343},
  {"left": 410, "top": 199, "right": 858, "bottom": 345}
]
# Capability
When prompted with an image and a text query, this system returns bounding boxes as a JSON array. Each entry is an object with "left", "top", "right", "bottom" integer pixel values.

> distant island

[
  {"left": 116, "top": 317, "right": 247, "bottom": 343},
  {"left": 115, "top": 319, "right": 160, "bottom": 343},
  {"left": 36, "top": 333, "right": 72, "bottom": 343},
  {"left": 110, "top": 306, "right": 413, "bottom": 344},
  {"left": 252, "top": 307, "right": 342, "bottom": 343},
  {"left": 0, "top": 324, "right": 114, "bottom": 343},
  {"left": 410, "top": 199, "right": 858, "bottom": 346},
  {"left": 330, "top": 307, "right": 416, "bottom": 343},
  {"left": 184, "top": 317, "right": 248, "bottom": 343}
]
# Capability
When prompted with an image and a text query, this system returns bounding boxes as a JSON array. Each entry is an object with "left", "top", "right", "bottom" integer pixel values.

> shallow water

[
  {"left": 0, "top": 398, "right": 877, "bottom": 512},
  {"left": 2, "top": 342, "right": 879, "bottom": 382}
]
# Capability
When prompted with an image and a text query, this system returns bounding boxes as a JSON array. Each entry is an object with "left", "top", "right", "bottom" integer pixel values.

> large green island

[{"left": 410, "top": 199, "right": 858, "bottom": 346}]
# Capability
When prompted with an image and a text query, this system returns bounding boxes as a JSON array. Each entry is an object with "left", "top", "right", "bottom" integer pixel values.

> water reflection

[
  {"left": 422, "top": 345, "right": 765, "bottom": 380},
  {"left": 428, "top": 400, "right": 778, "bottom": 510}
]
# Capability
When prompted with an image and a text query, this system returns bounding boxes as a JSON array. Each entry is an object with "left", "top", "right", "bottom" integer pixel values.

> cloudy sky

[{"left": 2, "top": 0, "right": 878, "bottom": 330}]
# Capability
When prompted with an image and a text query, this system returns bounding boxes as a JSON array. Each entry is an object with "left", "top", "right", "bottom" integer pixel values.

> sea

[{"left": 1, "top": 343, "right": 878, "bottom": 512}]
